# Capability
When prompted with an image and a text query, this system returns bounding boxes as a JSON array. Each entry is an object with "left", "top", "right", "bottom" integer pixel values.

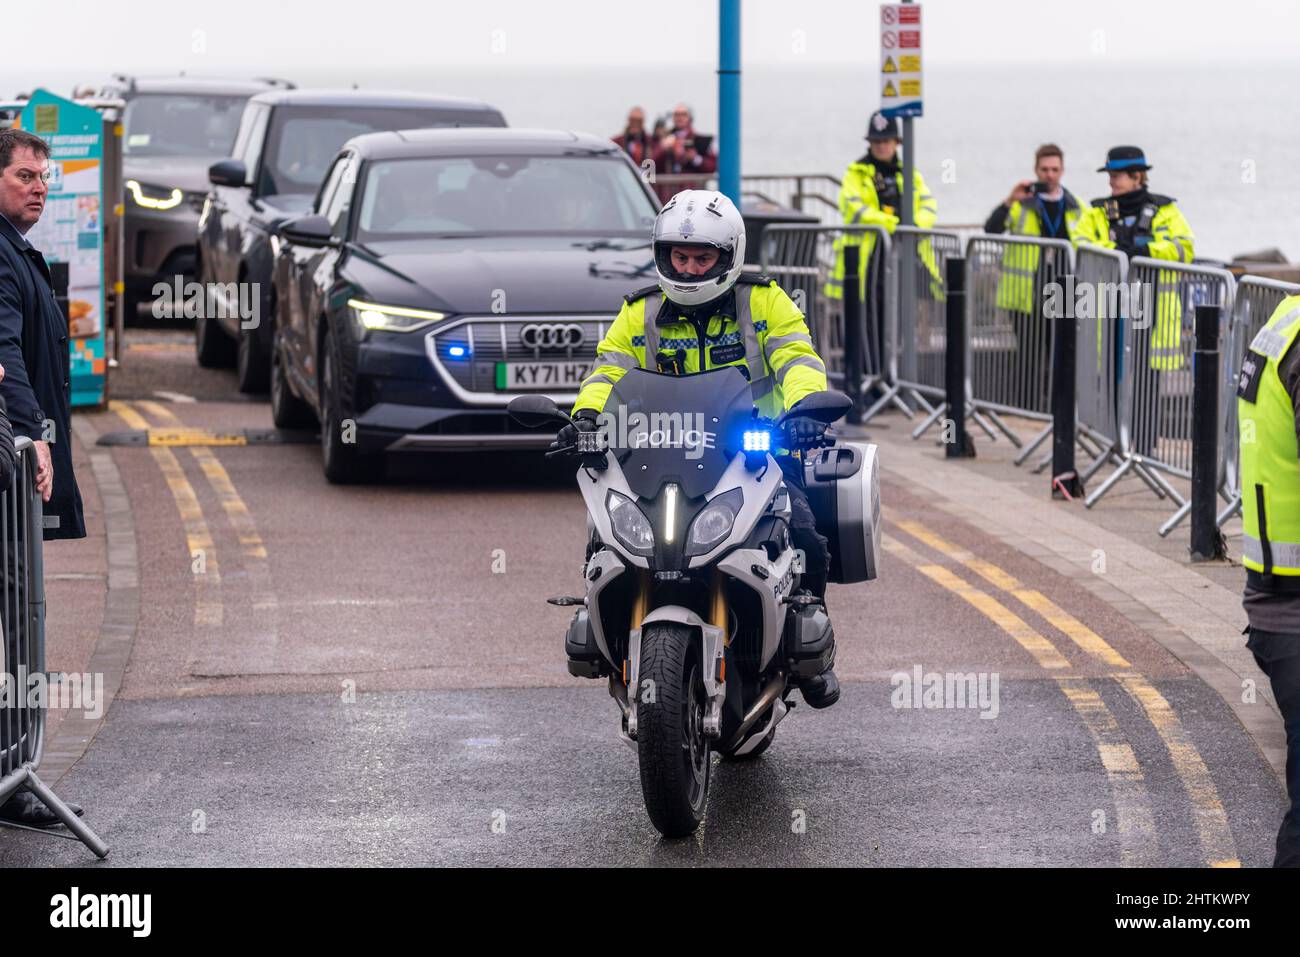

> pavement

[{"left": 0, "top": 329, "right": 1288, "bottom": 866}]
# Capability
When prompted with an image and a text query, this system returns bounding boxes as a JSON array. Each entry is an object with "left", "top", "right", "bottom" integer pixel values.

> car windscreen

[
  {"left": 258, "top": 107, "right": 505, "bottom": 197},
  {"left": 606, "top": 367, "right": 755, "bottom": 500},
  {"left": 122, "top": 94, "right": 248, "bottom": 157},
  {"left": 353, "top": 155, "right": 659, "bottom": 241}
]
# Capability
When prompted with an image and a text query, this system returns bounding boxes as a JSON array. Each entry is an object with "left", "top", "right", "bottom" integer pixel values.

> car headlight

[
  {"left": 126, "top": 179, "right": 184, "bottom": 211},
  {"left": 346, "top": 298, "right": 447, "bottom": 333},
  {"left": 607, "top": 491, "right": 654, "bottom": 555},
  {"left": 685, "top": 488, "right": 743, "bottom": 556}
]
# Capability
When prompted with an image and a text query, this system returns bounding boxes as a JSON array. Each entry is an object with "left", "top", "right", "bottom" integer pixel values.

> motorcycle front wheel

[{"left": 636, "top": 621, "right": 711, "bottom": 837}]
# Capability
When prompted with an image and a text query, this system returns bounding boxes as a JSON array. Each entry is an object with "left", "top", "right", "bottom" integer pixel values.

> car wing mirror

[
  {"left": 208, "top": 158, "right": 248, "bottom": 188},
  {"left": 278, "top": 214, "right": 335, "bottom": 248}
]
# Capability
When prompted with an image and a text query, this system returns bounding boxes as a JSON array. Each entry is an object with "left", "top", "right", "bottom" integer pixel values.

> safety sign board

[{"left": 880, "top": 3, "right": 922, "bottom": 118}]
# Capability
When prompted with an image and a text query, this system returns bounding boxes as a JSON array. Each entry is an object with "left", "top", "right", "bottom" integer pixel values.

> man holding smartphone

[
  {"left": 652, "top": 104, "right": 717, "bottom": 202},
  {"left": 983, "top": 144, "right": 1083, "bottom": 411},
  {"left": 985, "top": 143, "right": 1082, "bottom": 242}
]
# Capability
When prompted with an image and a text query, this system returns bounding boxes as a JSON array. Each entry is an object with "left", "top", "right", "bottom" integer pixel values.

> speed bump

[{"left": 97, "top": 428, "right": 317, "bottom": 447}]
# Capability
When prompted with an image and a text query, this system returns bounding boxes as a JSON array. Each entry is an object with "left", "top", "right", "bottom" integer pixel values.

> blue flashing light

[
  {"left": 743, "top": 430, "right": 771, "bottom": 452},
  {"left": 447, "top": 344, "right": 469, "bottom": 359}
]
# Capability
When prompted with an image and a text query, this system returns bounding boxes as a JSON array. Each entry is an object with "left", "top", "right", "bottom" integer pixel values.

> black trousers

[
  {"left": 1248, "top": 628, "right": 1300, "bottom": 867},
  {"left": 778, "top": 457, "right": 830, "bottom": 599}
]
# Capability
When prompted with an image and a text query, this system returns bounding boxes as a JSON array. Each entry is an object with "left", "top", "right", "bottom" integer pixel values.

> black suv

[
  {"left": 196, "top": 89, "right": 506, "bottom": 392},
  {"left": 268, "top": 128, "right": 661, "bottom": 483},
  {"left": 95, "top": 74, "right": 292, "bottom": 322}
]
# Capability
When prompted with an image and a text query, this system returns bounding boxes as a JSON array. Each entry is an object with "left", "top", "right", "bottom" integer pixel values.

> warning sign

[{"left": 880, "top": 3, "right": 922, "bottom": 118}]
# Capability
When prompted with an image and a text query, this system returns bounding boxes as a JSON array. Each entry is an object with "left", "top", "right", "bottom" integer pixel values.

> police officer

[
  {"left": 564, "top": 189, "right": 840, "bottom": 709},
  {"left": 1237, "top": 294, "right": 1300, "bottom": 867},
  {"left": 826, "top": 111, "right": 938, "bottom": 375},
  {"left": 1077, "top": 146, "right": 1195, "bottom": 457}
]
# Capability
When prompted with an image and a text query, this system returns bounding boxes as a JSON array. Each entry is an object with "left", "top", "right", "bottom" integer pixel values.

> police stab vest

[{"left": 1238, "top": 297, "right": 1300, "bottom": 584}]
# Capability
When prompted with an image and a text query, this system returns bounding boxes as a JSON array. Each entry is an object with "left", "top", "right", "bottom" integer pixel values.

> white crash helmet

[{"left": 653, "top": 189, "right": 746, "bottom": 308}]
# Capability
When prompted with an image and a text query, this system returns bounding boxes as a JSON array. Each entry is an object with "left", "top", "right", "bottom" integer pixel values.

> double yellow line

[
  {"left": 110, "top": 400, "right": 276, "bottom": 677},
  {"left": 886, "top": 519, "right": 1239, "bottom": 868}
]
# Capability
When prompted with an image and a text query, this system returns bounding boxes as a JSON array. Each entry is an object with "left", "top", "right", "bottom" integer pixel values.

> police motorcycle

[{"left": 508, "top": 367, "right": 881, "bottom": 837}]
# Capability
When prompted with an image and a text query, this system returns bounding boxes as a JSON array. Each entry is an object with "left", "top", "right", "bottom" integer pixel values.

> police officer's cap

[
  {"left": 1097, "top": 145, "right": 1152, "bottom": 173},
  {"left": 865, "top": 111, "right": 901, "bottom": 142}
]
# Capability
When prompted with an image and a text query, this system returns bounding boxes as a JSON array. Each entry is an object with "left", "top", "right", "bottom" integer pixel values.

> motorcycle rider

[{"left": 559, "top": 189, "right": 841, "bottom": 709}]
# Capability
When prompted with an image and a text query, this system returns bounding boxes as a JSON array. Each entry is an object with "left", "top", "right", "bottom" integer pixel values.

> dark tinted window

[
  {"left": 257, "top": 106, "right": 505, "bottom": 197},
  {"left": 123, "top": 94, "right": 249, "bottom": 157},
  {"left": 355, "top": 155, "right": 658, "bottom": 239}
]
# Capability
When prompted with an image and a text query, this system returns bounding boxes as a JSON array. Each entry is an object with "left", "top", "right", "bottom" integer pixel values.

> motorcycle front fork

[{"left": 615, "top": 569, "right": 731, "bottom": 737}]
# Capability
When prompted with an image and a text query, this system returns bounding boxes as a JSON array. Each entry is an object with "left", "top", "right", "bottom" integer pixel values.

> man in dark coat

[
  {"left": 0, "top": 128, "right": 83, "bottom": 539},
  {"left": 0, "top": 127, "right": 84, "bottom": 828}
]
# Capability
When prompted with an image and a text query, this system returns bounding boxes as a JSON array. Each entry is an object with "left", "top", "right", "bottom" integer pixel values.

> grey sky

[{"left": 2, "top": 0, "right": 1296, "bottom": 86}]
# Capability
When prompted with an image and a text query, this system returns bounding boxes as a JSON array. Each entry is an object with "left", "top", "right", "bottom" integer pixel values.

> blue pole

[{"left": 718, "top": 0, "right": 741, "bottom": 205}]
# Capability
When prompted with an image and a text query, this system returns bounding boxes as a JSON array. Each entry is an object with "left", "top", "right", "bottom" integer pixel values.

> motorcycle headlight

[
  {"left": 126, "top": 179, "right": 184, "bottom": 211},
  {"left": 347, "top": 298, "right": 447, "bottom": 333},
  {"left": 685, "top": 488, "right": 743, "bottom": 556},
  {"left": 607, "top": 491, "right": 654, "bottom": 555}
]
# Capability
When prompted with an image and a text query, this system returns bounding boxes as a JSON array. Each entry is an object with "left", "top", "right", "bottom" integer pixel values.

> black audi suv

[
  {"left": 196, "top": 89, "right": 506, "bottom": 393},
  {"left": 268, "top": 128, "right": 661, "bottom": 483}
]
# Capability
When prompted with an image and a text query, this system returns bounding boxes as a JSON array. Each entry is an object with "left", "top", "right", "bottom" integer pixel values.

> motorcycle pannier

[{"left": 802, "top": 443, "right": 882, "bottom": 584}]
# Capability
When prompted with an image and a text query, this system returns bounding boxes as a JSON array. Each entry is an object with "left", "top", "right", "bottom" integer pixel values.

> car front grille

[{"left": 425, "top": 315, "right": 611, "bottom": 406}]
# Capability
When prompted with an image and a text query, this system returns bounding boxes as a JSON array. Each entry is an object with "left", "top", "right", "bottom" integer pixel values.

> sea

[{"left": 7, "top": 61, "right": 1299, "bottom": 262}]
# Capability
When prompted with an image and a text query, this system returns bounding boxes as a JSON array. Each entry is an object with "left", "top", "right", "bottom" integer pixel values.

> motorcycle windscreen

[{"left": 604, "top": 366, "right": 755, "bottom": 500}]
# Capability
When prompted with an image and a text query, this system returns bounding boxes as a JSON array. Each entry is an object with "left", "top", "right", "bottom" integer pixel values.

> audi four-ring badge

[
  {"left": 267, "top": 127, "right": 663, "bottom": 482},
  {"left": 519, "top": 323, "right": 586, "bottom": 350}
]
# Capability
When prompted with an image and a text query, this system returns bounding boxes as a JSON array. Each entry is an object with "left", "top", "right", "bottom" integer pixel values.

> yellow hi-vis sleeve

[
  {"left": 572, "top": 299, "right": 644, "bottom": 415},
  {"left": 1147, "top": 203, "right": 1195, "bottom": 263},
  {"left": 913, "top": 170, "right": 937, "bottom": 229},
  {"left": 755, "top": 283, "right": 828, "bottom": 411},
  {"left": 839, "top": 164, "right": 900, "bottom": 232}
]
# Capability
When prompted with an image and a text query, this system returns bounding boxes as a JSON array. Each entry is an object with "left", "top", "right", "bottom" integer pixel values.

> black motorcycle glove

[
  {"left": 783, "top": 416, "right": 829, "bottom": 451},
  {"left": 551, "top": 410, "right": 599, "bottom": 454}
]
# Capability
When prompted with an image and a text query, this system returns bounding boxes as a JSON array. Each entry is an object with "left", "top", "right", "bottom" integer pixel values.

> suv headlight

[
  {"left": 685, "top": 488, "right": 743, "bottom": 556},
  {"left": 347, "top": 299, "right": 447, "bottom": 333},
  {"left": 607, "top": 491, "right": 654, "bottom": 555},
  {"left": 126, "top": 179, "right": 184, "bottom": 210}
]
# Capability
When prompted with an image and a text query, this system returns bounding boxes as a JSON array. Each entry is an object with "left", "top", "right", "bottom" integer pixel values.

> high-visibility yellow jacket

[
  {"left": 1238, "top": 295, "right": 1300, "bottom": 579},
  {"left": 1076, "top": 194, "right": 1195, "bottom": 370},
  {"left": 995, "top": 192, "right": 1084, "bottom": 315},
  {"left": 573, "top": 276, "right": 827, "bottom": 420},
  {"left": 826, "top": 158, "right": 938, "bottom": 301}
]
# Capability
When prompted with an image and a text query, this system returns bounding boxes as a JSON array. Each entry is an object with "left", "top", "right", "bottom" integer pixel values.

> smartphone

[
  {"left": 691, "top": 134, "right": 713, "bottom": 154},
  {"left": 1029, "top": 182, "right": 1049, "bottom": 194}
]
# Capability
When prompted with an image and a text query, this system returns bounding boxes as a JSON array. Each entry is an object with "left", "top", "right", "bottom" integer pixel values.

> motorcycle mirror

[
  {"left": 776, "top": 390, "right": 853, "bottom": 427},
  {"left": 507, "top": 394, "right": 572, "bottom": 429}
]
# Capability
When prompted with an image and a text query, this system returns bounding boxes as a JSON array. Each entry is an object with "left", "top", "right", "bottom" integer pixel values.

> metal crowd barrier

[
  {"left": 0, "top": 438, "right": 106, "bottom": 856},
  {"left": 1217, "top": 275, "right": 1300, "bottom": 528},
  {"left": 1071, "top": 244, "right": 1138, "bottom": 486},
  {"left": 1083, "top": 257, "right": 1237, "bottom": 527},
  {"left": 760, "top": 223, "right": 893, "bottom": 403},
  {"left": 965, "top": 235, "right": 1075, "bottom": 458},
  {"left": 885, "top": 227, "right": 991, "bottom": 439}
]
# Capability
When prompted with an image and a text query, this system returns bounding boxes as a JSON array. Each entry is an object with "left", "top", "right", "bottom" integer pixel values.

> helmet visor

[{"left": 654, "top": 241, "right": 734, "bottom": 285}]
